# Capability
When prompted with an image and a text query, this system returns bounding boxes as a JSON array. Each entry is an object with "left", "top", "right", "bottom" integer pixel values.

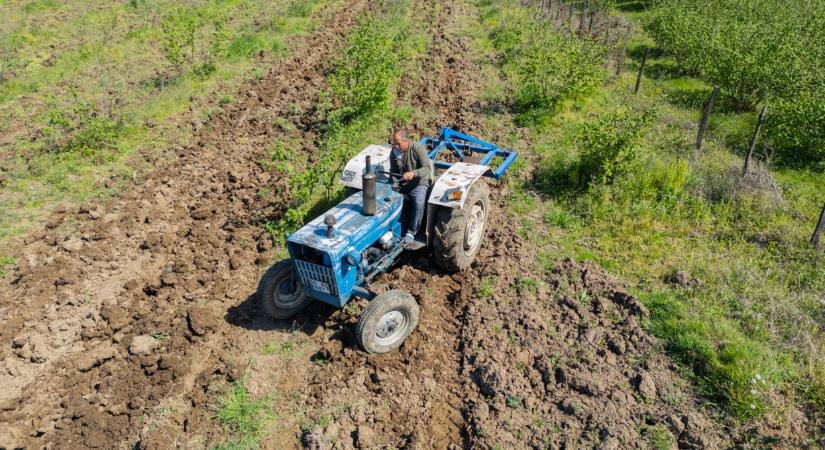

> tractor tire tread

[
  {"left": 356, "top": 290, "right": 419, "bottom": 354},
  {"left": 257, "top": 259, "right": 311, "bottom": 319},
  {"left": 432, "top": 181, "right": 489, "bottom": 272}
]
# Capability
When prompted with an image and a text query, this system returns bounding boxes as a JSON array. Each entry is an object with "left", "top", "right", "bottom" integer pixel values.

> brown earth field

[{"left": 0, "top": 0, "right": 810, "bottom": 449}]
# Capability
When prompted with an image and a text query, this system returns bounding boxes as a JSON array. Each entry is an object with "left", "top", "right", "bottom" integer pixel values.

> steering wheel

[
  {"left": 375, "top": 170, "right": 404, "bottom": 179},
  {"left": 375, "top": 170, "right": 405, "bottom": 190}
]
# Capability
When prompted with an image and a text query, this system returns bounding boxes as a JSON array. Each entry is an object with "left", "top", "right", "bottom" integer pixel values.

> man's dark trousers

[{"left": 401, "top": 184, "right": 428, "bottom": 237}]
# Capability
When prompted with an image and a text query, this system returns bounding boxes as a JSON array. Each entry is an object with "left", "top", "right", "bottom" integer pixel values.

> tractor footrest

[{"left": 404, "top": 240, "right": 426, "bottom": 251}]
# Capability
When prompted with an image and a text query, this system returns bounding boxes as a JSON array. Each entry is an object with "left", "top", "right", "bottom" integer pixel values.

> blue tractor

[{"left": 257, "top": 128, "right": 517, "bottom": 353}]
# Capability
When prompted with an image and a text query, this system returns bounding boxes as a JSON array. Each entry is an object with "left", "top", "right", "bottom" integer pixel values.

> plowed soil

[{"left": 0, "top": 0, "right": 798, "bottom": 449}]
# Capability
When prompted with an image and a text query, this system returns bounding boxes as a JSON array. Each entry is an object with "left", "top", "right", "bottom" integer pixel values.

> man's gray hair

[{"left": 393, "top": 128, "right": 409, "bottom": 142}]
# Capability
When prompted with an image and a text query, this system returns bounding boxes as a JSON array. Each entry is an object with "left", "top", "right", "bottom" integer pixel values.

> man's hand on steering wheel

[{"left": 402, "top": 171, "right": 415, "bottom": 181}]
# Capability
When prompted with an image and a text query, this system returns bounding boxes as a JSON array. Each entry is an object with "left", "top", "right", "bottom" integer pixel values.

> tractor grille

[{"left": 294, "top": 259, "right": 339, "bottom": 297}]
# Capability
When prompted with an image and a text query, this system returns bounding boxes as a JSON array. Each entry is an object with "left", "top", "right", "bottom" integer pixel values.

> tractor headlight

[{"left": 345, "top": 252, "right": 360, "bottom": 266}]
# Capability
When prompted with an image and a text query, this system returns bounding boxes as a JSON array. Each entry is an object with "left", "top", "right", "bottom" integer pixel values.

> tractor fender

[
  {"left": 339, "top": 144, "right": 392, "bottom": 190},
  {"left": 428, "top": 162, "right": 490, "bottom": 209}
]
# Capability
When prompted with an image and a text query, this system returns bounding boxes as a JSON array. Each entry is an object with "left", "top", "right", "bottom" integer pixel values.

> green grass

[
  {"left": 213, "top": 377, "right": 274, "bottom": 450},
  {"left": 475, "top": 277, "right": 495, "bottom": 298},
  {"left": 641, "top": 291, "right": 785, "bottom": 418},
  {"left": 642, "top": 424, "right": 676, "bottom": 450},
  {"left": 476, "top": 0, "right": 825, "bottom": 426},
  {"left": 0, "top": 0, "right": 330, "bottom": 246},
  {"left": 0, "top": 255, "right": 15, "bottom": 275}
]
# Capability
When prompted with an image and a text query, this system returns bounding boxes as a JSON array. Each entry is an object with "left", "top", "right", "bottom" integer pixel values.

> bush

[
  {"left": 576, "top": 109, "right": 654, "bottom": 186},
  {"left": 326, "top": 17, "right": 401, "bottom": 126},
  {"left": 41, "top": 92, "right": 122, "bottom": 157},
  {"left": 160, "top": 9, "right": 197, "bottom": 67},
  {"left": 766, "top": 92, "right": 825, "bottom": 167},
  {"left": 501, "top": 22, "right": 606, "bottom": 125}
]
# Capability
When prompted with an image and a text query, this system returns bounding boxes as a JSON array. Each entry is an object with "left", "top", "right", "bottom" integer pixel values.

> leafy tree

[{"left": 645, "top": 0, "right": 825, "bottom": 166}]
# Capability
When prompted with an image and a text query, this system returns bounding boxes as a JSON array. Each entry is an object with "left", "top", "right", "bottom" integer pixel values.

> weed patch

[
  {"left": 641, "top": 291, "right": 786, "bottom": 419},
  {"left": 214, "top": 377, "right": 274, "bottom": 449},
  {"left": 0, "top": 256, "right": 16, "bottom": 275}
]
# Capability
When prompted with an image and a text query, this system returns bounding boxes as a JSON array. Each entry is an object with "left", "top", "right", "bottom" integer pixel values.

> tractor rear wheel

[
  {"left": 356, "top": 290, "right": 419, "bottom": 354},
  {"left": 432, "top": 180, "right": 490, "bottom": 272},
  {"left": 257, "top": 259, "right": 312, "bottom": 319}
]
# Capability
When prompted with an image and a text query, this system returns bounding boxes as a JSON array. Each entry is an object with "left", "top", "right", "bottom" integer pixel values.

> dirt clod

[
  {"left": 187, "top": 306, "right": 218, "bottom": 336},
  {"left": 129, "top": 335, "right": 161, "bottom": 356},
  {"left": 75, "top": 344, "right": 117, "bottom": 372},
  {"left": 61, "top": 237, "right": 83, "bottom": 253},
  {"left": 354, "top": 425, "right": 376, "bottom": 449},
  {"left": 100, "top": 305, "right": 130, "bottom": 331},
  {"left": 636, "top": 371, "right": 657, "bottom": 399}
]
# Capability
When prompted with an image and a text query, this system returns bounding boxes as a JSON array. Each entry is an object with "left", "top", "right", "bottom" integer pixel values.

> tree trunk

[
  {"left": 812, "top": 202, "right": 825, "bottom": 248},
  {"left": 742, "top": 99, "right": 769, "bottom": 176},
  {"left": 634, "top": 47, "right": 649, "bottom": 94},
  {"left": 695, "top": 86, "right": 720, "bottom": 156}
]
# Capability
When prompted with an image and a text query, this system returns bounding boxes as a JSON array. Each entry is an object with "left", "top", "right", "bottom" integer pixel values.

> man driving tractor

[{"left": 390, "top": 128, "right": 433, "bottom": 249}]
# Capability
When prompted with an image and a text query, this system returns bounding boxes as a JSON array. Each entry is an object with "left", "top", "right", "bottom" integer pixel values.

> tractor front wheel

[
  {"left": 432, "top": 180, "right": 490, "bottom": 272},
  {"left": 356, "top": 290, "right": 419, "bottom": 354},
  {"left": 257, "top": 259, "right": 312, "bottom": 319}
]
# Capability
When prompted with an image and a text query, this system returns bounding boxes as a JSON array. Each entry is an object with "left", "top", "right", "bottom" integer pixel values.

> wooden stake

[
  {"left": 634, "top": 47, "right": 649, "bottom": 94},
  {"left": 614, "top": 24, "right": 632, "bottom": 77},
  {"left": 742, "top": 99, "right": 769, "bottom": 176},
  {"left": 695, "top": 86, "right": 720, "bottom": 156},
  {"left": 812, "top": 202, "right": 825, "bottom": 248}
]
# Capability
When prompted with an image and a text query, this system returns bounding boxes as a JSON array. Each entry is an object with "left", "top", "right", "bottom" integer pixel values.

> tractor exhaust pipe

[{"left": 362, "top": 155, "right": 376, "bottom": 216}]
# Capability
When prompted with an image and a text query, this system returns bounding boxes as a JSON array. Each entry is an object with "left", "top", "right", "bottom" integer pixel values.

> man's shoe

[{"left": 403, "top": 233, "right": 426, "bottom": 251}]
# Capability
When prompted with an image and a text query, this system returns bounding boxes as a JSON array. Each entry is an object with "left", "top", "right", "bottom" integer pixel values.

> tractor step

[{"left": 404, "top": 239, "right": 427, "bottom": 251}]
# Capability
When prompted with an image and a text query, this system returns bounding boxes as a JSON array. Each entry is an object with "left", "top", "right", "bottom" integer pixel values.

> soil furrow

[
  {"left": 296, "top": 0, "right": 490, "bottom": 448},
  {"left": 0, "top": 0, "right": 745, "bottom": 448},
  {"left": 0, "top": 1, "right": 374, "bottom": 447}
]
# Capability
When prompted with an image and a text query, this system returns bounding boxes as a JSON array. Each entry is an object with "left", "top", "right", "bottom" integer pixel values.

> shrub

[
  {"left": 503, "top": 23, "right": 606, "bottom": 125},
  {"left": 160, "top": 9, "right": 197, "bottom": 67},
  {"left": 209, "top": 15, "right": 232, "bottom": 58},
  {"left": 326, "top": 17, "right": 401, "bottom": 126},
  {"left": 41, "top": 92, "right": 122, "bottom": 157},
  {"left": 576, "top": 109, "right": 654, "bottom": 186},
  {"left": 766, "top": 91, "right": 825, "bottom": 168}
]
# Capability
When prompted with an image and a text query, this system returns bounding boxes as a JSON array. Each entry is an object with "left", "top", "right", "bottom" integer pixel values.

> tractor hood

[{"left": 287, "top": 182, "right": 403, "bottom": 259}]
